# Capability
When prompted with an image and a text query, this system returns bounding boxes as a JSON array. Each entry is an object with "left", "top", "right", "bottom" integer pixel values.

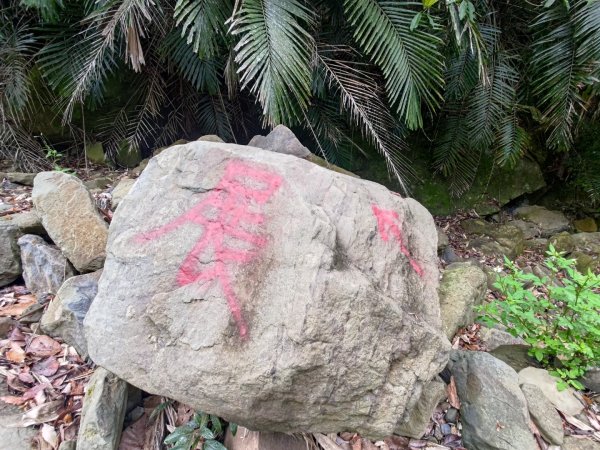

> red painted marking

[
  {"left": 372, "top": 205, "right": 424, "bottom": 277},
  {"left": 135, "top": 161, "right": 282, "bottom": 339}
]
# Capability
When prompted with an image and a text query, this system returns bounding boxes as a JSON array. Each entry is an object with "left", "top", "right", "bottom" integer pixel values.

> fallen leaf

[
  {"left": 447, "top": 377, "right": 461, "bottom": 409},
  {"left": 21, "top": 400, "right": 63, "bottom": 426},
  {"left": 27, "top": 336, "right": 62, "bottom": 357},
  {"left": 41, "top": 423, "right": 58, "bottom": 448},
  {"left": 0, "top": 297, "right": 36, "bottom": 316},
  {"left": 0, "top": 395, "right": 28, "bottom": 405},
  {"left": 32, "top": 357, "right": 60, "bottom": 377},
  {"left": 6, "top": 341, "right": 26, "bottom": 363}
]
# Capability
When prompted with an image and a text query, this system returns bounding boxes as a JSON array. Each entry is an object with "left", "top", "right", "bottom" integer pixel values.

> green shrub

[
  {"left": 164, "top": 411, "right": 233, "bottom": 450},
  {"left": 478, "top": 246, "right": 600, "bottom": 390}
]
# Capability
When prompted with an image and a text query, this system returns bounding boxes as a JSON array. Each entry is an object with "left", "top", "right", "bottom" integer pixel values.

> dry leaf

[
  {"left": 41, "top": 423, "right": 59, "bottom": 449},
  {"left": 27, "top": 336, "right": 62, "bottom": 357},
  {"left": 447, "top": 377, "right": 461, "bottom": 409},
  {"left": 6, "top": 342, "right": 26, "bottom": 363},
  {"left": 0, "top": 297, "right": 36, "bottom": 316},
  {"left": 32, "top": 357, "right": 60, "bottom": 377},
  {"left": 314, "top": 433, "right": 345, "bottom": 450},
  {"left": 21, "top": 400, "right": 63, "bottom": 426}
]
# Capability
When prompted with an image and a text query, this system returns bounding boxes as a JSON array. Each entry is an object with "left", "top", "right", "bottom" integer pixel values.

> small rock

[
  {"left": 436, "top": 227, "right": 449, "bottom": 252},
  {"left": 130, "top": 158, "right": 149, "bottom": 177},
  {"left": 0, "top": 211, "right": 45, "bottom": 235},
  {"left": 562, "top": 436, "right": 600, "bottom": 450},
  {"left": 0, "top": 223, "right": 22, "bottom": 287},
  {"left": 396, "top": 377, "right": 447, "bottom": 439},
  {"left": 248, "top": 125, "right": 311, "bottom": 158},
  {"left": 77, "top": 367, "right": 128, "bottom": 450},
  {"left": 197, "top": 135, "right": 225, "bottom": 143},
  {"left": 514, "top": 205, "right": 570, "bottom": 237},
  {"left": 41, "top": 270, "right": 102, "bottom": 357},
  {"left": 548, "top": 231, "right": 575, "bottom": 253},
  {"left": 463, "top": 219, "right": 525, "bottom": 258},
  {"left": 0, "top": 383, "right": 37, "bottom": 449},
  {"left": 511, "top": 219, "right": 540, "bottom": 239},
  {"left": 86, "top": 142, "right": 106, "bottom": 165},
  {"left": 110, "top": 178, "right": 136, "bottom": 211},
  {"left": 518, "top": 367, "right": 584, "bottom": 416},
  {"left": 438, "top": 262, "right": 487, "bottom": 339},
  {"left": 58, "top": 441, "right": 76, "bottom": 450},
  {"left": 520, "top": 383, "right": 564, "bottom": 445},
  {"left": 574, "top": 217, "right": 597, "bottom": 233},
  {"left": 6, "top": 172, "right": 36, "bottom": 186},
  {"left": 449, "top": 350, "right": 537, "bottom": 450},
  {"left": 581, "top": 367, "right": 600, "bottom": 392},
  {"left": 440, "top": 246, "right": 461, "bottom": 264},
  {"left": 33, "top": 172, "right": 108, "bottom": 272},
  {"left": 440, "top": 423, "right": 452, "bottom": 435},
  {"left": 17, "top": 234, "right": 76, "bottom": 295},
  {"left": 0, "top": 317, "right": 17, "bottom": 337},
  {"left": 224, "top": 427, "right": 307, "bottom": 450},
  {"left": 84, "top": 177, "right": 112, "bottom": 190},
  {"left": 490, "top": 344, "right": 536, "bottom": 372},
  {"left": 479, "top": 326, "right": 528, "bottom": 351},
  {"left": 444, "top": 408, "right": 458, "bottom": 424}
]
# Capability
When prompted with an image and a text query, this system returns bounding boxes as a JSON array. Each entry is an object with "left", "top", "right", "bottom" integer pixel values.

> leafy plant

[
  {"left": 164, "top": 411, "right": 232, "bottom": 450},
  {"left": 478, "top": 246, "right": 600, "bottom": 390}
]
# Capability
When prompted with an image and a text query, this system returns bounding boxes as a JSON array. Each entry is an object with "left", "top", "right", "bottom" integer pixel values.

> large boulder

[
  {"left": 449, "top": 351, "right": 537, "bottom": 450},
  {"left": 514, "top": 205, "right": 570, "bottom": 238},
  {"left": 84, "top": 142, "right": 450, "bottom": 439},
  {"left": 438, "top": 262, "right": 487, "bottom": 339},
  {"left": 32, "top": 172, "right": 108, "bottom": 272},
  {"left": 0, "top": 223, "right": 22, "bottom": 287},
  {"left": 41, "top": 270, "right": 102, "bottom": 357},
  {"left": 17, "top": 234, "right": 75, "bottom": 295}
]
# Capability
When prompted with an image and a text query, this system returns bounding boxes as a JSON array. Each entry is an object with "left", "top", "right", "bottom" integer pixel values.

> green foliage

[
  {"left": 164, "top": 411, "right": 229, "bottom": 450},
  {"left": 478, "top": 246, "right": 600, "bottom": 391}
]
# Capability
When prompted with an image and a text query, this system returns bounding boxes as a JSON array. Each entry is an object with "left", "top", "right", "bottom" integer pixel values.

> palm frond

[
  {"left": 316, "top": 43, "right": 413, "bottom": 192},
  {"left": 231, "top": 0, "right": 315, "bottom": 125},
  {"left": 344, "top": 0, "right": 444, "bottom": 129},
  {"left": 173, "top": 0, "right": 232, "bottom": 58},
  {"left": 160, "top": 31, "right": 221, "bottom": 95}
]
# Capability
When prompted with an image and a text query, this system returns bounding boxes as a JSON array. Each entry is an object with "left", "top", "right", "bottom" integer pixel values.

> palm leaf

[
  {"left": 173, "top": 0, "right": 232, "bottom": 58},
  {"left": 231, "top": 0, "right": 315, "bottom": 126},
  {"left": 344, "top": 0, "right": 444, "bottom": 129}
]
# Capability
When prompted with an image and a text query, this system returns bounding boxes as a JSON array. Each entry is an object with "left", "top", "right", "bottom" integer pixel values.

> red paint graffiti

[
  {"left": 372, "top": 205, "right": 424, "bottom": 277},
  {"left": 135, "top": 161, "right": 282, "bottom": 339}
]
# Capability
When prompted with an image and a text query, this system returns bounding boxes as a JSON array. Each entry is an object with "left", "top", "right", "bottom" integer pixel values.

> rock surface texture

[
  {"left": 449, "top": 350, "right": 537, "bottom": 450},
  {"left": 514, "top": 205, "right": 570, "bottom": 237},
  {"left": 0, "top": 223, "right": 22, "bottom": 287},
  {"left": 520, "top": 383, "right": 564, "bottom": 445},
  {"left": 32, "top": 172, "right": 108, "bottom": 272},
  {"left": 518, "top": 367, "right": 584, "bottom": 416},
  {"left": 438, "top": 262, "right": 487, "bottom": 339},
  {"left": 17, "top": 234, "right": 75, "bottom": 295},
  {"left": 77, "top": 367, "right": 127, "bottom": 450},
  {"left": 41, "top": 270, "right": 102, "bottom": 357},
  {"left": 84, "top": 142, "right": 449, "bottom": 438}
]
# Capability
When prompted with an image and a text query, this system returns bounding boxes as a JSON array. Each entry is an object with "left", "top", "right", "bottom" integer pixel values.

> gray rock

[
  {"left": 520, "top": 383, "right": 564, "bottom": 445},
  {"left": 110, "top": 178, "right": 136, "bottom": 211},
  {"left": 130, "top": 158, "right": 149, "bottom": 177},
  {"left": 17, "top": 234, "right": 75, "bottom": 295},
  {"left": 479, "top": 326, "right": 528, "bottom": 352},
  {"left": 0, "top": 383, "right": 36, "bottom": 450},
  {"left": 84, "top": 177, "right": 112, "bottom": 191},
  {"left": 438, "top": 262, "right": 487, "bottom": 339},
  {"left": 84, "top": 141, "right": 450, "bottom": 439},
  {"left": 395, "top": 377, "right": 447, "bottom": 438},
  {"left": 0, "top": 223, "right": 22, "bottom": 287},
  {"left": 518, "top": 367, "right": 584, "bottom": 416},
  {"left": 77, "top": 367, "right": 127, "bottom": 450},
  {"left": 7, "top": 172, "right": 36, "bottom": 186},
  {"left": 248, "top": 125, "right": 311, "bottom": 158},
  {"left": 33, "top": 172, "right": 108, "bottom": 272},
  {"left": 562, "top": 436, "right": 600, "bottom": 450},
  {"left": 41, "top": 270, "right": 102, "bottom": 357},
  {"left": 436, "top": 227, "right": 449, "bottom": 252},
  {"left": 514, "top": 206, "right": 570, "bottom": 238},
  {"left": 449, "top": 350, "right": 537, "bottom": 450},
  {"left": 462, "top": 219, "right": 525, "bottom": 259},
  {"left": 511, "top": 219, "right": 540, "bottom": 239},
  {"left": 490, "top": 344, "right": 536, "bottom": 372},
  {"left": 59, "top": 441, "right": 76, "bottom": 450},
  {"left": 197, "top": 135, "right": 225, "bottom": 143},
  {"left": 0, "top": 211, "right": 45, "bottom": 235},
  {"left": 0, "top": 317, "right": 17, "bottom": 337},
  {"left": 581, "top": 367, "right": 600, "bottom": 392}
]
